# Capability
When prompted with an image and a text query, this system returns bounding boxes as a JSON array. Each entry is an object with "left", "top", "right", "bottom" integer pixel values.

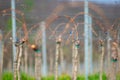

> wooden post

[
  {"left": 100, "top": 40, "right": 104, "bottom": 80},
  {"left": 55, "top": 43, "right": 59, "bottom": 80},
  {"left": 13, "top": 38, "right": 26, "bottom": 80},
  {"left": 110, "top": 42, "right": 118, "bottom": 80},
  {"left": 14, "top": 46, "right": 19, "bottom": 80},
  {"left": 17, "top": 44, "right": 23, "bottom": 80},
  {"left": 72, "top": 39, "right": 80, "bottom": 80},
  {"left": 55, "top": 37, "right": 61, "bottom": 80},
  {"left": 35, "top": 53, "right": 41, "bottom": 80},
  {"left": 72, "top": 40, "right": 75, "bottom": 77}
]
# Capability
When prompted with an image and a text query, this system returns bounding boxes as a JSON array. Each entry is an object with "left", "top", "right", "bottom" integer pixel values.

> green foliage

[
  {"left": 102, "top": 73, "right": 107, "bottom": 80},
  {"left": 1, "top": 72, "right": 35, "bottom": 80},
  {"left": 2, "top": 72, "right": 120, "bottom": 80},
  {"left": 41, "top": 75, "right": 54, "bottom": 80},
  {"left": 21, "top": 72, "right": 35, "bottom": 80},
  {"left": 77, "top": 75, "right": 85, "bottom": 80},
  {"left": 41, "top": 74, "right": 71, "bottom": 80},
  {"left": 58, "top": 74, "right": 71, "bottom": 80},
  {"left": 2, "top": 72, "right": 13, "bottom": 80},
  {"left": 88, "top": 73, "right": 99, "bottom": 80},
  {"left": 88, "top": 73, "right": 107, "bottom": 80}
]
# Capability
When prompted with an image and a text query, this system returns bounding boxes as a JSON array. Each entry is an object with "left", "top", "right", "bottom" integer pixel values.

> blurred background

[{"left": 0, "top": 0, "right": 120, "bottom": 77}]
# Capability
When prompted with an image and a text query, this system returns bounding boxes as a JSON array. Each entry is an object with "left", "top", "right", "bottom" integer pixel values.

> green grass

[
  {"left": 41, "top": 75, "right": 54, "bottom": 80},
  {"left": 2, "top": 72, "right": 13, "bottom": 80},
  {"left": 88, "top": 73, "right": 107, "bottom": 80},
  {"left": 21, "top": 72, "right": 35, "bottom": 80},
  {"left": 2, "top": 72, "right": 35, "bottom": 80},
  {"left": 58, "top": 74, "right": 71, "bottom": 80},
  {"left": 1, "top": 72, "right": 119, "bottom": 80},
  {"left": 77, "top": 75, "right": 85, "bottom": 80}
]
